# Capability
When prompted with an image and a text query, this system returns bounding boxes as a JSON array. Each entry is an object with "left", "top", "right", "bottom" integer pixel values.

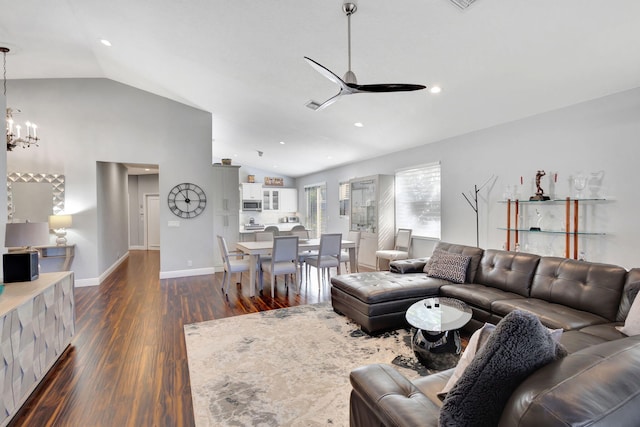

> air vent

[{"left": 449, "top": 0, "right": 477, "bottom": 10}]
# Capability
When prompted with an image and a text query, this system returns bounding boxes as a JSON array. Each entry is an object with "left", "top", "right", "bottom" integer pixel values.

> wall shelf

[{"left": 501, "top": 197, "right": 607, "bottom": 259}]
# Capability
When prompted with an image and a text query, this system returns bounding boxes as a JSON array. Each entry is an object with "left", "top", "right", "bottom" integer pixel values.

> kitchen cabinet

[
  {"left": 213, "top": 165, "right": 240, "bottom": 269},
  {"left": 241, "top": 183, "right": 263, "bottom": 200},
  {"left": 263, "top": 188, "right": 298, "bottom": 212},
  {"left": 263, "top": 188, "right": 280, "bottom": 211},
  {"left": 349, "top": 175, "right": 395, "bottom": 269},
  {"left": 279, "top": 188, "right": 298, "bottom": 212}
]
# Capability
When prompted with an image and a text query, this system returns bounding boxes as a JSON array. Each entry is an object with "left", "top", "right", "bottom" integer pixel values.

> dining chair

[
  {"left": 217, "top": 235, "right": 261, "bottom": 297},
  {"left": 255, "top": 231, "right": 274, "bottom": 241},
  {"left": 375, "top": 228, "right": 412, "bottom": 270},
  {"left": 264, "top": 225, "right": 280, "bottom": 236},
  {"left": 261, "top": 236, "right": 299, "bottom": 298},
  {"left": 291, "top": 229, "right": 316, "bottom": 280},
  {"left": 341, "top": 230, "right": 361, "bottom": 273},
  {"left": 305, "top": 233, "right": 342, "bottom": 286}
]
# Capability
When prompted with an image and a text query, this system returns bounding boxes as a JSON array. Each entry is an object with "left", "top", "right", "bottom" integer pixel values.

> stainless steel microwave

[{"left": 242, "top": 200, "right": 262, "bottom": 211}]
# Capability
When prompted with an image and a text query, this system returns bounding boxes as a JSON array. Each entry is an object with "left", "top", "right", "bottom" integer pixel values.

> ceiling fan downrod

[{"left": 343, "top": 3, "right": 357, "bottom": 84}]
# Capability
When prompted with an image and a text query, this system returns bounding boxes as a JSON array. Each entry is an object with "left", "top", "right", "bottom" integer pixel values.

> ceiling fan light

[{"left": 429, "top": 86, "right": 442, "bottom": 94}]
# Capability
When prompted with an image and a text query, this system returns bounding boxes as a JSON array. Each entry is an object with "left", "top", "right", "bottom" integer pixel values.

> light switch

[{"left": 168, "top": 220, "right": 180, "bottom": 227}]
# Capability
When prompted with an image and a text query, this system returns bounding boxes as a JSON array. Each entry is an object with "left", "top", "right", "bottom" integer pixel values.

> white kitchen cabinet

[
  {"left": 349, "top": 174, "right": 395, "bottom": 269},
  {"left": 263, "top": 188, "right": 298, "bottom": 212},
  {"left": 213, "top": 165, "right": 240, "bottom": 269},
  {"left": 279, "top": 188, "right": 298, "bottom": 213},
  {"left": 263, "top": 188, "right": 280, "bottom": 211},
  {"left": 241, "top": 183, "right": 263, "bottom": 200}
]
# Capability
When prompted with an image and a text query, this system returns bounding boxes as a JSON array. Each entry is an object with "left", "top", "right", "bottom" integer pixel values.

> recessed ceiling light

[
  {"left": 327, "top": 156, "right": 333, "bottom": 160},
  {"left": 354, "top": 122, "right": 364, "bottom": 127},
  {"left": 233, "top": 154, "right": 238, "bottom": 157},
  {"left": 279, "top": 141, "right": 285, "bottom": 145},
  {"left": 100, "top": 39, "right": 112, "bottom": 47},
  {"left": 429, "top": 86, "right": 442, "bottom": 94}
]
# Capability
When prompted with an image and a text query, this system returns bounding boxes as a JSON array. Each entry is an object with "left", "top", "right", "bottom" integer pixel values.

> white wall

[
  {"left": 0, "top": 93, "right": 6, "bottom": 265},
  {"left": 6, "top": 78, "right": 214, "bottom": 283},
  {"left": 296, "top": 87, "right": 640, "bottom": 269}
]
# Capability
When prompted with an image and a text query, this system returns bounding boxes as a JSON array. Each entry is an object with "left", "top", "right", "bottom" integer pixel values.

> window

[
  {"left": 305, "top": 183, "right": 327, "bottom": 238},
  {"left": 395, "top": 162, "right": 441, "bottom": 239},
  {"left": 339, "top": 181, "right": 350, "bottom": 217}
]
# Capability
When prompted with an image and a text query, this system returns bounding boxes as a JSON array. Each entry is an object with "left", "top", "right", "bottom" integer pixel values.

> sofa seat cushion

[
  {"left": 491, "top": 298, "right": 608, "bottom": 331},
  {"left": 558, "top": 330, "right": 609, "bottom": 354},
  {"left": 331, "top": 272, "right": 447, "bottom": 304},
  {"left": 579, "top": 323, "right": 626, "bottom": 341},
  {"left": 440, "top": 283, "right": 524, "bottom": 311}
]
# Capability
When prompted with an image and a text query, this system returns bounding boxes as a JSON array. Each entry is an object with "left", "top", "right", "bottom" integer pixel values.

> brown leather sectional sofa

[{"left": 331, "top": 242, "right": 640, "bottom": 426}]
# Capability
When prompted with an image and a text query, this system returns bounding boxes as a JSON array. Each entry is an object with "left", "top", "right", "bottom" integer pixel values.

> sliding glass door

[{"left": 305, "top": 183, "right": 326, "bottom": 238}]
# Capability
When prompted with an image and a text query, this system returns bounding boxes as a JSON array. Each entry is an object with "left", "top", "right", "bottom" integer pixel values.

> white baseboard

[
  {"left": 159, "top": 267, "right": 217, "bottom": 279},
  {"left": 129, "top": 245, "right": 146, "bottom": 250},
  {"left": 74, "top": 277, "right": 100, "bottom": 287}
]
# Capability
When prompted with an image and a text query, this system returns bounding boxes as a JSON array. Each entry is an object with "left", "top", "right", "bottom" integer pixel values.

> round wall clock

[{"left": 167, "top": 183, "right": 207, "bottom": 218}]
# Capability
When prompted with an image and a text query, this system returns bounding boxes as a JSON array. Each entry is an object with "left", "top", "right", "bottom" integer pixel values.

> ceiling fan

[{"left": 305, "top": 2, "right": 426, "bottom": 111}]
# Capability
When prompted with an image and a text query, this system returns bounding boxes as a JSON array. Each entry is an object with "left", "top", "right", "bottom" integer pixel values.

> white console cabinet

[{"left": 0, "top": 272, "right": 75, "bottom": 427}]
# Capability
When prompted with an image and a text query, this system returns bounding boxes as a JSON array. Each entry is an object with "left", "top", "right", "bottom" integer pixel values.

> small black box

[{"left": 3, "top": 252, "right": 39, "bottom": 283}]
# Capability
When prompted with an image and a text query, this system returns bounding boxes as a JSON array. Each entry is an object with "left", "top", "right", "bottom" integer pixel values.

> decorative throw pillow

[
  {"left": 438, "top": 322, "right": 563, "bottom": 399},
  {"left": 423, "top": 249, "right": 446, "bottom": 273},
  {"left": 617, "top": 286, "right": 640, "bottom": 336},
  {"left": 438, "top": 323, "right": 495, "bottom": 398},
  {"left": 439, "top": 310, "right": 568, "bottom": 427},
  {"left": 426, "top": 252, "right": 471, "bottom": 284}
]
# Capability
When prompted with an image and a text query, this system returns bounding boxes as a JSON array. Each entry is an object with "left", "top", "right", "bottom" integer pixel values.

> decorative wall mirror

[{"left": 7, "top": 172, "right": 65, "bottom": 222}]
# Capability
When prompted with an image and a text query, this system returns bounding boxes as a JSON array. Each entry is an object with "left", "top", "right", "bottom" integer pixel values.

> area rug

[{"left": 184, "top": 303, "right": 434, "bottom": 427}]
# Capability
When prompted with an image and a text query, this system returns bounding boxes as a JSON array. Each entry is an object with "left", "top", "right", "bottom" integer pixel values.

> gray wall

[
  {"left": 96, "top": 162, "right": 129, "bottom": 272},
  {"left": 296, "top": 87, "right": 640, "bottom": 269},
  {"left": 6, "top": 78, "right": 214, "bottom": 284}
]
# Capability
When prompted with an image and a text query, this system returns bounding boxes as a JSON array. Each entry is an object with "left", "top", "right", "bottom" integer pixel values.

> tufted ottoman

[{"left": 330, "top": 259, "right": 448, "bottom": 334}]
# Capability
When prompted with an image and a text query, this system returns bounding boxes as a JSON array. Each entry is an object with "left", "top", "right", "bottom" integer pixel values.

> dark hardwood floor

[{"left": 9, "top": 250, "right": 333, "bottom": 426}]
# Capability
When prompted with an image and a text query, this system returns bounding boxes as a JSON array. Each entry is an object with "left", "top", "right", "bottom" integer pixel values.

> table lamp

[
  {"left": 49, "top": 214, "right": 73, "bottom": 246},
  {"left": 3, "top": 222, "right": 50, "bottom": 282}
]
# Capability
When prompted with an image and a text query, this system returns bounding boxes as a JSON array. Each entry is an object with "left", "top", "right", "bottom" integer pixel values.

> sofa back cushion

[
  {"left": 433, "top": 242, "right": 484, "bottom": 283},
  {"left": 474, "top": 250, "right": 541, "bottom": 297},
  {"left": 530, "top": 257, "right": 627, "bottom": 321},
  {"left": 616, "top": 268, "right": 640, "bottom": 322}
]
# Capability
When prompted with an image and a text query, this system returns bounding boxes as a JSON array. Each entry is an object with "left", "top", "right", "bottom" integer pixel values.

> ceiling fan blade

[
  {"left": 314, "top": 92, "right": 344, "bottom": 111},
  {"left": 304, "top": 56, "right": 349, "bottom": 89},
  {"left": 353, "top": 83, "right": 427, "bottom": 93}
]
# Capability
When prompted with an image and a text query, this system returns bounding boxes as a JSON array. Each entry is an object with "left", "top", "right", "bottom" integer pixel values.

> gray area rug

[{"left": 184, "top": 303, "right": 434, "bottom": 426}]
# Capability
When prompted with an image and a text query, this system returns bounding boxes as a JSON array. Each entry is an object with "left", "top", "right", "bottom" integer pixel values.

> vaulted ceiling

[{"left": 2, "top": 0, "right": 640, "bottom": 177}]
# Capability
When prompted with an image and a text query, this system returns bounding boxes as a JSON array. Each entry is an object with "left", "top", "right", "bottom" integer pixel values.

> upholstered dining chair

[
  {"left": 261, "top": 236, "right": 299, "bottom": 298},
  {"left": 305, "top": 233, "right": 342, "bottom": 286},
  {"left": 264, "top": 225, "right": 280, "bottom": 236},
  {"left": 375, "top": 228, "right": 412, "bottom": 270},
  {"left": 217, "top": 235, "right": 261, "bottom": 297},
  {"left": 291, "top": 229, "right": 315, "bottom": 280},
  {"left": 341, "top": 230, "right": 361, "bottom": 273}
]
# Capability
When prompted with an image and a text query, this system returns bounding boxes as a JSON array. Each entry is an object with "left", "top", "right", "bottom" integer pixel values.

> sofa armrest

[
  {"left": 350, "top": 364, "right": 440, "bottom": 427},
  {"left": 389, "top": 258, "right": 428, "bottom": 274}
]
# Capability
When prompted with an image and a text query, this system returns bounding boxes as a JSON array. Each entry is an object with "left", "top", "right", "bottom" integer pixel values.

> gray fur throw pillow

[{"left": 439, "top": 310, "right": 567, "bottom": 427}]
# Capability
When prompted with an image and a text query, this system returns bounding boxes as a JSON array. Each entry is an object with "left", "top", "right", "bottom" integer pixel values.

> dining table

[{"left": 235, "top": 238, "right": 356, "bottom": 297}]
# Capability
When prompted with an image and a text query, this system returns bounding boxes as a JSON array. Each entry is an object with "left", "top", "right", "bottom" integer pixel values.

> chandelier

[{"left": 2, "top": 47, "right": 40, "bottom": 151}]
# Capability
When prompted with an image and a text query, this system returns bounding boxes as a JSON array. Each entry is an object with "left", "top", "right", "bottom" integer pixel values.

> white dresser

[{"left": 0, "top": 272, "right": 75, "bottom": 426}]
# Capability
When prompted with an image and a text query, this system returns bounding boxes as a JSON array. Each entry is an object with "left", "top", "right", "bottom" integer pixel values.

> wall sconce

[{"left": 48, "top": 214, "right": 73, "bottom": 246}]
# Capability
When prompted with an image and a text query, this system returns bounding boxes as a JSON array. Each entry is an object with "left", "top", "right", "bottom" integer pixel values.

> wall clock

[{"left": 168, "top": 183, "right": 207, "bottom": 218}]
